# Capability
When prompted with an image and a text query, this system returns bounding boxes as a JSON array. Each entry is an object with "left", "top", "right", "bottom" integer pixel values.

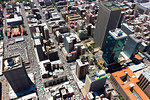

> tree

[
  {"left": 2, "top": 2, "right": 5, "bottom": 8},
  {"left": 21, "top": 24, "right": 24, "bottom": 27},
  {"left": 88, "top": 46, "right": 94, "bottom": 51},
  {"left": 5, "top": 30, "right": 7, "bottom": 36},
  {"left": 19, "top": 27, "right": 21, "bottom": 33},
  {"left": 23, "top": 30, "right": 27, "bottom": 35},
  {"left": 98, "top": 65, "right": 102, "bottom": 70}
]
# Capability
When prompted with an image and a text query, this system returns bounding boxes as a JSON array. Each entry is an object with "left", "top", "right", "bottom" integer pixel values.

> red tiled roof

[
  {"left": 71, "top": 51, "right": 76, "bottom": 53},
  {"left": 7, "top": 25, "right": 11, "bottom": 28},
  {"left": 7, "top": 32, "right": 10, "bottom": 37},
  {"left": 0, "top": 6, "right": 3, "bottom": 10},
  {"left": 21, "top": 27, "right": 24, "bottom": 33}
]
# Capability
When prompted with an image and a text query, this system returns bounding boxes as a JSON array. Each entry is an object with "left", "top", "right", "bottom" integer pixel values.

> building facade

[
  {"left": 85, "top": 70, "right": 107, "bottom": 93},
  {"left": 123, "top": 34, "right": 142, "bottom": 58},
  {"left": 138, "top": 70, "right": 150, "bottom": 98},
  {"left": 102, "top": 28, "right": 127, "bottom": 64},
  {"left": 76, "top": 58, "right": 89, "bottom": 79},
  {"left": 94, "top": 2, "right": 121, "bottom": 50},
  {"left": 3, "top": 56, "right": 31, "bottom": 93},
  {"left": 110, "top": 68, "right": 149, "bottom": 100}
]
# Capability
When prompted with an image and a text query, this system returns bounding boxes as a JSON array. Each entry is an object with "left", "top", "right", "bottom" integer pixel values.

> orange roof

[
  {"left": 134, "top": 54, "right": 142, "bottom": 60},
  {"left": 112, "top": 68, "right": 149, "bottom": 100}
]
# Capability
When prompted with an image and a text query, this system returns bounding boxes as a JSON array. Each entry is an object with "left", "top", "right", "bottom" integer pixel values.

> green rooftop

[{"left": 102, "top": 2, "right": 121, "bottom": 11}]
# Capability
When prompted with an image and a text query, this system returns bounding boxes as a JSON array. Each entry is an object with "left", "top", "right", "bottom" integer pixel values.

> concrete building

[
  {"left": 134, "top": 2, "right": 150, "bottom": 15},
  {"left": 34, "top": 39, "right": 44, "bottom": 61},
  {"left": 110, "top": 68, "right": 149, "bottom": 100},
  {"left": 121, "top": 23, "right": 134, "bottom": 35},
  {"left": 85, "top": 69, "right": 107, "bottom": 93},
  {"left": 104, "top": 80, "right": 119, "bottom": 100},
  {"left": 17, "top": 92, "right": 38, "bottom": 100},
  {"left": 138, "top": 70, "right": 150, "bottom": 98},
  {"left": 102, "top": 28, "right": 127, "bottom": 65},
  {"left": 45, "top": 0, "right": 51, "bottom": 6},
  {"left": 147, "top": 43, "right": 150, "bottom": 54},
  {"left": 64, "top": 36, "right": 76, "bottom": 53},
  {"left": 7, "top": 15, "right": 23, "bottom": 25},
  {"left": 76, "top": 57, "right": 89, "bottom": 79},
  {"left": 39, "top": 60, "right": 67, "bottom": 88},
  {"left": 94, "top": 2, "right": 121, "bottom": 50},
  {"left": 86, "top": 92, "right": 94, "bottom": 100},
  {"left": 3, "top": 56, "right": 31, "bottom": 93},
  {"left": 123, "top": 34, "right": 142, "bottom": 58},
  {"left": 43, "top": 26, "right": 50, "bottom": 40},
  {"left": 46, "top": 49, "right": 59, "bottom": 61}
]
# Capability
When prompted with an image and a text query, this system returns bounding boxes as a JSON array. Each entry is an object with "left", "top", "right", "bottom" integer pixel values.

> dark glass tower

[{"left": 102, "top": 28, "right": 127, "bottom": 64}]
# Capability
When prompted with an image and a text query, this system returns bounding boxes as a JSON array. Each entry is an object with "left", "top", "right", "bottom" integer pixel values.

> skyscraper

[
  {"left": 94, "top": 2, "right": 121, "bottom": 50},
  {"left": 3, "top": 56, "right": 31, "bottom": 93},
  {"left": 102, "top": 28, "right": 127, "bottom": 65},
  {"left": 123, "top": 34, "right": 142, "bottom": 58}
]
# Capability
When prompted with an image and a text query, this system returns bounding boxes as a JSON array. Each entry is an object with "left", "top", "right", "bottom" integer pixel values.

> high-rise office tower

[
  {"left": 94, "top": 2, "right": 121, "bottom": 50},
  {"left": 102, "top": 28, "right": 127, "bottom": 65},
  {"left": 123, "top": 34, "right": 142, "bottom": 58},
  {"left": 3, "top": 56, "right": 31, "bottom": 93}
]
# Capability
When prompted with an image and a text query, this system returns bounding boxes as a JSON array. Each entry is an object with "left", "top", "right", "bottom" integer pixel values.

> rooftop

[
  {"left": 142, "top": 70, "right": 150, "bottom": 82},
  {"left": 110, "top": 28, "right": 127, "bottom": 40},
  {"left": 88, "top": 65, "right": 107, "bottom": 81},
  {"left": 3, "top": 56, "right": 22, "bottom": 72},
  {"left": 112, "top": 68, "right": 149, "bottom": 100},
  {"left": 76, "top": 59, "right": 89, "bottom": 67},
  {"left": 129, "top": 34, "right": 143, "bottom": 43},
  {"left": 102, "top": 2, "right": 121, "bottom": 11},
  {"left": 138, "top": 2, "right": 150, "bottom": 10}
]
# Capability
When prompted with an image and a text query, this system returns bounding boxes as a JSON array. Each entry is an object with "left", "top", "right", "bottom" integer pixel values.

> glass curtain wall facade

[
  {"left": 102, "top": 33, "right": 126, "bottom": 64},
  {"left": 123, "top": 35, "right": 142, "bottom": 58}
]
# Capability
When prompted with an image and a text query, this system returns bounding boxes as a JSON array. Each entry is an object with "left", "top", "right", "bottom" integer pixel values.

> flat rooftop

[
  {"left": 102, "top": 2, "right": 121, "bottom": 11},
  {"left": 88, "top": 65, "right": 107, "bottom": 81},
  {"left": 76, "top": 59, "right": 89, "bottom": 67},
  {"left": 3, "top": 56, "right": 22, "bottom": 72},
  {"left": 110, "top": 28, "right": 127, "bottom": 40},
  {"left": 111, "top": 68, "right": 149, "bottom": 100},
  {"left": 138, "top": 2, "right": 150, "bottom": 10}
]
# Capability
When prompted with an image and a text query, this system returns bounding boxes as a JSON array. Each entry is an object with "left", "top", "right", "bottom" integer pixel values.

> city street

[
  {"left": 20, "top": 3, "right": 46, "bottom": 100},
  {"left": 33, "top": 0, "right": 84, "bottom": 99}
]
